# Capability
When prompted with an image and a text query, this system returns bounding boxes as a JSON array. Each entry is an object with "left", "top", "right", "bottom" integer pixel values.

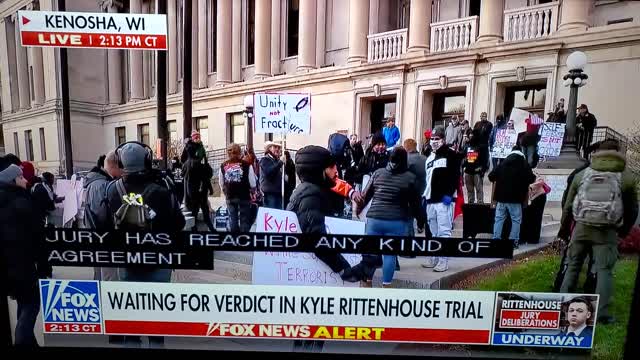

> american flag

[{"left": 528, "top": 113, "right": 544, "bottom": 125}]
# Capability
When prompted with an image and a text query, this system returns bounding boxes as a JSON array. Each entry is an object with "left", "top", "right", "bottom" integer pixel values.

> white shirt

[{"left": 566, "top": 323, "right": 587, "bottom": 336}]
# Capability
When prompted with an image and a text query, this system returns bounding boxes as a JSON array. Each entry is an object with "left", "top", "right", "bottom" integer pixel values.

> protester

[
  {"left": 105, "top": 142, "right": 185, "bottom": 348},
  {"left": 489, "top": 115, "right": 507, "bottom": 170},
  {"left": 20, "top": 161, "right": 36, "bottom": 189},
  {"left": 558, "top": 139, "right": 638, "bottom": 324},
  {"left": 287, "top": 145, "right": 361, "bottom": 282},
  {"left": 422, "top": 126, "right": 462, "bottom": 272},
  {"left": 284, "top": 151, "right": 296, "bottom": 209},
  {"left": 181, "top": 130, "right": 207, "bottom": 163},
  {"left": 182, "top": 141, "right": 215, "bottom": 231},
  {"left": 219, "top": 144, "right": 257, "bottom": 232},
  {"left": 577, "top": 104, "right": 598, "bottom": 159},
  {"left": 462, "top": 129, "right": 489, "bottom": 204},
  {"left": 243, "top": 148, "right": 262, "bottom": 224},
  {"left": 382, "top": 117, "right": 401, "bottom": 148},
  {"left": 260, "top": 141, "right": 286, "bottom": 209},
  {"left": 445, "top": 116, "right": 463, "bottom": 151},
  {"left": 350, "top": 134, "right": 365, "bottom": 169},
  {"left": 404, "top": 139, "right": 427, "bottom": 199},
  {"left": 421, "top": 130, "right": 433, "bottom": 158},
  {"left": 357, "top": 133, "right": 389, "bottom": 181},
  {"left": 353, "top": 147, "right": 423, "bottom": 287},
  {"left": 0, "top": 160, "right": 44, "bottom": 346},
  {"left": 488, "top": 146, "right": 536, "bottom": 248},
  {"left": 474, "top": 112, "right": 494, "bottom": 148},
  {"left": 32, "top": 172, "right": 63, "bottom": 222},
  {"left": 520, "top": 113, "right": 543, "bottom": 168},
  {"left": 552, "top": 98, "right": 566, "bottom": 123}
]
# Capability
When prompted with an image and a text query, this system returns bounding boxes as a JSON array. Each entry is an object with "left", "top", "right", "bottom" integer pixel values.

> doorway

[
  {"left": 361, "top": 95, "right": 397, "bottom": 140},
  {"left": 432, "top": 91, "right": 466, "bottom": 129},
  {"left": 504, "top": 83, "right": 546, "bottom": 118}
]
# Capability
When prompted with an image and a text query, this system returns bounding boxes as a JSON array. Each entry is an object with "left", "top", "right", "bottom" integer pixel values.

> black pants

[
  {"left": 227, "top": 199, "right": 252, "bottom": 232},
  {"left": 186, "top": 193, "right": 215, "bottom": 231},
  {"left": 15, "top": 295, "right": 39, "bottom": 346}
]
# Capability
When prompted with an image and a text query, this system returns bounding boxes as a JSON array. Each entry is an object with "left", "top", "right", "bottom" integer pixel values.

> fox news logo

[{"left": 40, "top": 280, "right": 102, "bottom": 333}]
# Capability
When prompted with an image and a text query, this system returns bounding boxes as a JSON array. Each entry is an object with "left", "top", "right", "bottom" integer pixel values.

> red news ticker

[
  {"left": 104, "top": 320, "right": 491, "bottom": 344},
  {"left": 500, "top": 310, "right": 561, "bottom": 329},
  {"left": 45, "top": 322, "right": 102, "bottom": 333},
  {"left": 21, "top": 31, "right": 167, "bottom": 50}
]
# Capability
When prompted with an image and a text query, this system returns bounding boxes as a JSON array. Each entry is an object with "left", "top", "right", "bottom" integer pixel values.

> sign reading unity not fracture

[
  {"left": 254, "top": 92, "right": 311, "bottom": 134},
  {"left": 538, "top": 123, "right": 565, "bottom": 157}
]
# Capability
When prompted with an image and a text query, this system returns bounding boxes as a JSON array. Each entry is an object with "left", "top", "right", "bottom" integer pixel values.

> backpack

[
  {"left": 328, "top": 133, "right": 351, "bottom": 170},
  {"left": 572, "top": 168, "right": 624, "bottom": 227},
  {"left": 112, "top": 179, "right": 155, "bottom": 231}
]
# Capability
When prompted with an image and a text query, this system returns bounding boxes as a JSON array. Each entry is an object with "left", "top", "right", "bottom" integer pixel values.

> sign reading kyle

[
  {"left": 254, "top": 92, "right": 311, "bottom": 135},
  {"left": 18, "top": 10, "right": 167, "bottom": 50}
]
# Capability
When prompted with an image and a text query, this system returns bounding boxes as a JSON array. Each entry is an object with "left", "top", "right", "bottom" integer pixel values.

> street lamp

[
  {"left": 563, "top": 51, "right": 589, "bottom": 147},
  {"left": 243, "top": 94, "right": 254, "bottom": 153}
]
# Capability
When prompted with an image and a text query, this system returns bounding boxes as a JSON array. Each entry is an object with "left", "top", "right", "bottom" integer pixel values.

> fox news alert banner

[
  {"left": 18, "top": 10, "right": 167, "bottom": 50},
  {"left": 492, "top": 292, "right": 599, "bottom": 349}
]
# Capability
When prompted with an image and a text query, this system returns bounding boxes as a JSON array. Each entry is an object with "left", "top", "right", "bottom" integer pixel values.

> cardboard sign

[
  {"left": 509, "top": 108, "right": 529, "bottom": 133},
  {"left": 252, "top": 207, "right": 362, "bottom": 287},
  {"left": 542, "top": 175, "right": 568, "bottom": 202},
  {"left": 538, "top": 123, "right": 566, "bottom": 157},
  {"left": 254, "top": 93, "right": 311, "bottom": 134},
  {"left": 491, "top": 129, "right": 518, "bottom": 159},
  {"left": 18, "top": 10, "right": 167, "bottom": 50}
]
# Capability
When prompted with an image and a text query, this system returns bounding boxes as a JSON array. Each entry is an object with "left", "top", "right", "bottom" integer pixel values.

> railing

[
  {"left": 430, "top": 16, "right": 479, "bottom": 53},
  {"left": 367, "top": 28, "right": 408, "bottom": 63},
  {"left": 579, "top": 126, "right": 629, "bottom": 159},
  {"left": 503, "top": 2, "right": 559, "bottom": 42}
]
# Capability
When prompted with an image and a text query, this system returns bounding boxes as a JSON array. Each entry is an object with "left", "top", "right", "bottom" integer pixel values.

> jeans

[
  {"left": 186, "top": 193, "right": 214, "bottom": 232},
  {"left": 264, "top": 193, "right": 283, "bottom": 210},
  {"left": 362, "top": 218, "right": 410, "bottom": 284},
  {"left": 15, "top": 296, "right": 40, "bottom": 346},
  {"left": 493, "top": 202, "right": 522, "bottom": 241},
  {"left": 521, "top": 145, "right": 537, "bottom": 168},
  {"left": 426, "top": 202, "right": 454, "bottom": 264},
  {"left": 464, "top": 173, "right": 484, "bottom": 204},
  {"left": 227, "top": 199, "right": 252, "bottom": 232}
]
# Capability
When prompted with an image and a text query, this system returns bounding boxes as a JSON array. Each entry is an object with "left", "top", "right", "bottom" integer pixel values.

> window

[
  {"left": 29, "top": 66, "right": 35, "bottom": 101},
  {"left": 13, "top": 132, "right": 20, "bottom": 158},
  {"left": 228, "top": 113, "right": 246, "bottom": 145},
  {"left": 168, "top": 121, "right": 178, "bottom": 142},
  {"left": 24, "top": 130, "right": 34, "bottom": 161},
  {"left": 504, "top": 84, "right": 547, "bottom": 118},
  {"left": 207, "top": 0, "right": 217, "bottom": 73},
  {"left": 286, "top": 0, "right": 299, "bottom": 57},
  {"left": 115, "top": 126, "right": 127, "bottom": 146},
  {"left": 138, "top": 124, "right": 150, "bottom": 146},
  {"left": 39, "top": 128, "right": 46, "bottom": 161},
  {"left": 246, "top": 0, "right": 255, "bottom": 65},
  {"left": 608, "top": 18, "right": 633, "bottom": 25},
  {"left": 469, "top": 0, "right": 481, "bottom": 17},
  {"left": 194, "top": 117, "right": 209, "bottom": 147}
]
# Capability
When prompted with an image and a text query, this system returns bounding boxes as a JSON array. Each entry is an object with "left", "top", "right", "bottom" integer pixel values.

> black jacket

[
  {"left": 259, "top": 154, "right": 283, "bottom": 194},
  {"left": 31, "top": 179, "right": 55, "bottom": 221},
  {"left": 424, "top": 146, "right": 462, "bottom": 203},
  {"left": 183, "top": 159, "right": 213, "bottom": 201},
  {"left": 106, "top": 173, "right": 186, "bottom": 232},
  {"left": 361, "top": 164, "right": 423, "bottom": 223},
  {"left": 577, "top": 113, "right": 597, "bottom": 130},
  {"left": 0, "top": 183, "right": 44, "bottom": 299},
  {"left": 357, "top": 150, "right": 389, "bottom": 180},
  {"left": 351, "top": 142, "right": 365, "bottom": 167},
  {"left": 474, "top": 120, "right": 494, "bottom": 146},
  {"left": 489, "top": 150, "right": 536, "bottom": 204},
  {"left": 462, "top": 139, "right": 489, "bottom": 175}
]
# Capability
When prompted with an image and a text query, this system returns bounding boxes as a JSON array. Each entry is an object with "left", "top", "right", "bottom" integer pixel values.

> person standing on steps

[
  {"left": 219, "top": 143, "right": 256, "bottom": 233},
  {"left": 383, "top": 117, "right": 401, "bottom": 149},
  {"left": 260, "top": 141, "right": 286, "bottom": 209}
]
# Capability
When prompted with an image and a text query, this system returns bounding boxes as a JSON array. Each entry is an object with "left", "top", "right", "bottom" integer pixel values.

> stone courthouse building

[{"left": 0, "top": 0, "right": 639, "bottom": 173}]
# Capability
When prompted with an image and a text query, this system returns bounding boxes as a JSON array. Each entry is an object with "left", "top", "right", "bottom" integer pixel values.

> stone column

[
  {"left": 216, "top": 0, "right": 232, "bottom": 84},
  {"left": 271, "top": 0, "right": 281, "bottom": 75},
  {"left": 129, "top": 0, "right": 144, "bottom": 100},
  {"left": 477, "top": 0, "right": 505, "bottom": 43},
  {"left": 14, "top": 15, "right": 30, "bottom": 109},
  {"left": 231, "top": 0, "right": 242, "bottom": 81},
  {"left": 104, "top": 1, "right": 123, "bottom": 104},
  {"left": 254, "top": 0, "right": 271, "bottom": 78},
  {"left": 26, "top": 2, "right": 45, "bottom": 105},
  {"left": 298, "top": 0, "right": 317, "bottom": 71},
  {"left": 559, "top": 0, "right": 594, "bottom": 32},
  {"left": 408, "top": 0, "right": 431, "bottom": 52},
  {"left": 197, "top": 0, "right": 208, "bottom": 88},
  {"left": 168, "top": 0, "right": 178, "bottom": 93},
  {"left": 316, "top": 0, "right": 326, "bottom": 67},
  {"left": 347, "top": 0, "right": 369, "bottom": 64}
]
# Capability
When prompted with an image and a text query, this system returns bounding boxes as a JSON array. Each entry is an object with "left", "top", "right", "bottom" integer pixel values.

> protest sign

[
  {"left": 491, "top": 129, "right": 518, "bottom": 159},
  {"left": 252, "top": 207, "right": 362, "bottom": 287},
  {"left": 18, "top": 10, "right": 167, "bottom": 50},
  {"left": 509, "top": 108, "right": 530, "bottom": 133},
  {"left": 254, "top": 92, "right": 311, "bottom": 134},
  {"left": 541, "top": 175, "right": 567, "bottom": 202},
  {"left": 492, "top": 292, "right": 599, "bottom": 349},
  {"left": 538, "top": 123, "right": 566, "bottom": 157}
]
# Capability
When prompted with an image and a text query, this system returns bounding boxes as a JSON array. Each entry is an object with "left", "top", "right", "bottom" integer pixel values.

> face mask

[{"left": 430, "top": 139, "right": 443, "bottom": 151}]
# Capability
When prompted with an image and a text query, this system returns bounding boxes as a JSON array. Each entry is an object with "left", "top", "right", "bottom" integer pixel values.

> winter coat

[
  {"left": 462, "top": 139, "right": 490, "bottom": 175},
  {"left": 182, "top": 159, "right": 213, "bottom": 202},
  {"left": 0, "top": 183, "right": 44, "bottom": 299},
  {"left": 83, "top": 167, "right": 113, "bottom": 229},
  {"left": 106, "top": 173, "right": 186, "bottom": 232},
  {"left": 577, "top": 113, "right": 598, "bottom": 131},
  {"left": 560, "top": 150, "right": 638, "bottom": 245},
  {"left": 383, "top": 126, "right": 401, "bottom": 148},
  {"left": 423, "top": 146, "right": 462, "bottom": 203},
  {"left": 488, "top": 150, "right": 536, "bottom": 204},
  {"left": 407, "top": 151, "right": 428, "bottom": 195},
  {"left": 357, "top": 150, "right": 389, "bottom": 180},
  {"left": 181, "top": 140, "right": 207, "bottom": 163},
  {"left": 259, "top": 154, "right": 283, "bottom": 194},
  {"left": 351, "top": 141, "right": 365, "bottom": 167},
  {"left": 31, "top": 179, "right": 56, "bottom": 221},
  {"left": 474, "top": 120, "right": 494, "bottom": 146},
  {"left": 445, "top": 123, "right": 463, "bottom": 149}
]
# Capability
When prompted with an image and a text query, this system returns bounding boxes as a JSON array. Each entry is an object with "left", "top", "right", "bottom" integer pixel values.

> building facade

[{"left": 0, "top": 0, "right": 639, "bottom": 174}]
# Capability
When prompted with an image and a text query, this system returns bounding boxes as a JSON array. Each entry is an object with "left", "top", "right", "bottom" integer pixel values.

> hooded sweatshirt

[
  {"left": 560, "top": 150, "right": 638, "bottom": 244},
  {"left": 488, "top": 149, "right": 536, "bottom": 203},
  {"left": 359, "top": 148, "right": 423, "bottom": 222}
]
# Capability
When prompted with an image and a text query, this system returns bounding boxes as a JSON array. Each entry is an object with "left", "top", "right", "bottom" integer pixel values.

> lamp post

[
  {"left": 243, "top": 95, "right": 254, "bottom": 153},
  {"left": 540, "top": 51, "right": 589, "bottom": 169}
]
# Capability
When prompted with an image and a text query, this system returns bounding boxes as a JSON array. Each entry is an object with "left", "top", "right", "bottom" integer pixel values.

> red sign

[{"left": 499, "top": 309, "right": 561, "bottom": 330}]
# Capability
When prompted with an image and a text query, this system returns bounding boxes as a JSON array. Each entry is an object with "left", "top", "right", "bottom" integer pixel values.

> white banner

[
  {"left": 491, "top": 129, "right": 518, "bottom": 159},
  {"left": 509, "top": 108, "right": 529, "bottom": 133},
  {"left": 538, "top": 123, "right": 566, "bottom": 157},
  {"left": 253, "top": 93, "right": 311, "bottom": 134}
]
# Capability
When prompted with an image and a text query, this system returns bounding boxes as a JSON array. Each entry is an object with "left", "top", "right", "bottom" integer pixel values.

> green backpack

[{"left": 572, "top": 168, "right": 624, "bottom": 228}]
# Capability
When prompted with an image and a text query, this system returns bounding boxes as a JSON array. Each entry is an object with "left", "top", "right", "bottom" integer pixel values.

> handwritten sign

[
  {"left": 254, "top": 92, "right": 311, "bottom": 134},
  {"left": 491, "top": 129, "right": 518, "bottom": 159},
  {"left": 542, "top": 175, "right": 568, "bottom": 202},
  {"left": 252, "top": 207, "right": 362, "bottom": 287},
  {"left": 538, "top": 123, "right": 565, "bottom": 157}
]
